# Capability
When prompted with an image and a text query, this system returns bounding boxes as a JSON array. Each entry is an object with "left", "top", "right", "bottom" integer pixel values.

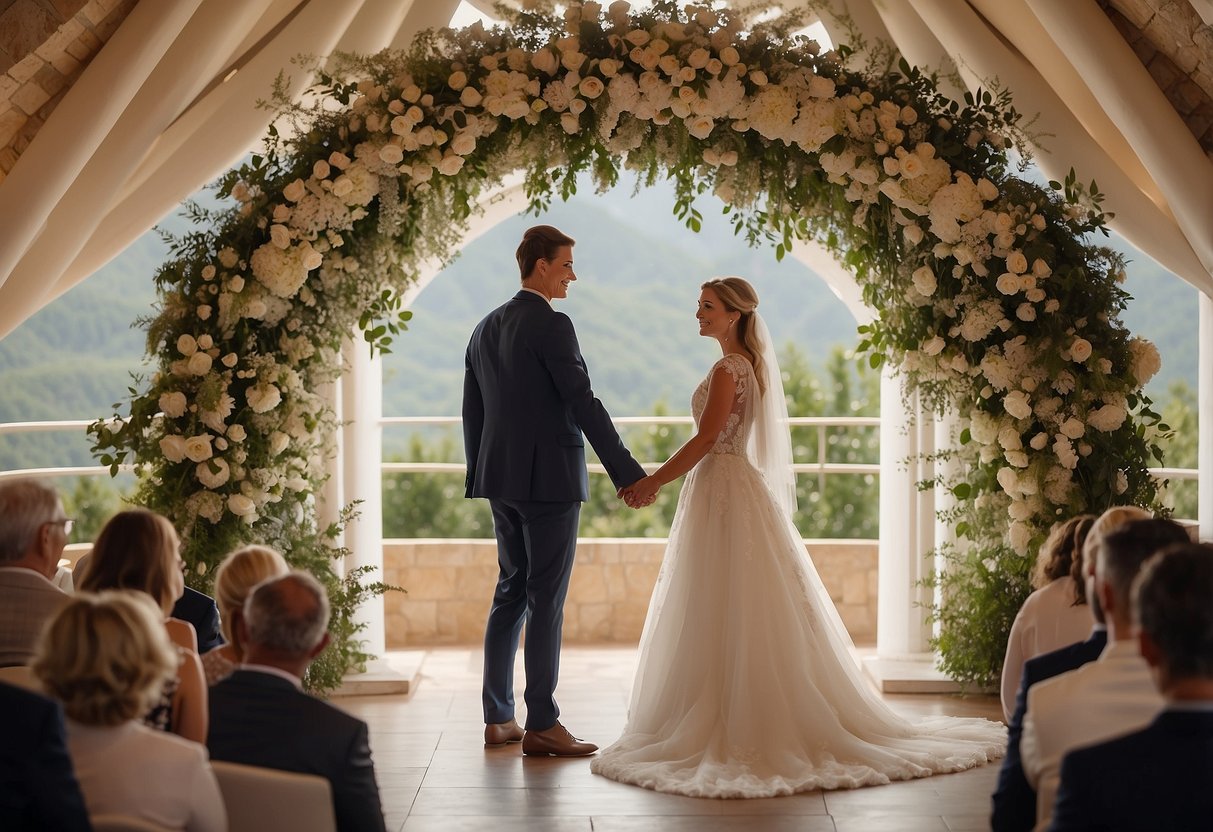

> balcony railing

[{"left": 1, "top": 418, "right": 1198, "bottom": 515}]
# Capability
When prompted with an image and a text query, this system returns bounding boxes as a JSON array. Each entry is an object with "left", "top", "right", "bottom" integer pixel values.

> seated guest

[
  {"left": 1050, "top": 543, "right": 1213, "bottom": 831},
  {"left": 0, "top": 682, "right": 91, "bottom": 831},
  {"left": 1001, "top": 515, "right": 1096, "bottom": 722},
  {"left": 1021, "top": 518, "right": 1189, "bottom": 829},
  {"left": 78, "top": 509, "right": 208, "bottom": 743},
  {"left": 991, "top": 507, "right": 1149, "bottom": 832},
  {"left": 175, "top": 586, "right": 224, "bottom": 654},
  {"left": 31, "top": 591, "right": 225, "bottom": 831},
  {"left": 984, "top": 509, "right": 1145, "bottom": 832},
  {"left": 207, "top": 571, "right": 386, "bottom": 832},
  {"left": 202, "top": 545, "right": 288, "bottom": 685},
  {"left": 78, "top": 550, "right": 223, "bottom": 653},
  {"left": 0, "top": 479, "right": 71, "bottom": 666}
]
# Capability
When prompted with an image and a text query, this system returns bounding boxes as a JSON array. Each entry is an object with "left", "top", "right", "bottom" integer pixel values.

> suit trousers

[{"left": 483, "top": 497, "right": 581, "bottom": 731}]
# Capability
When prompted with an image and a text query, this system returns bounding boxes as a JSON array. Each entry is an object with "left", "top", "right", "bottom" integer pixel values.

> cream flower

[
  {"left": 177, "top": 334, "right": 198, "bottom": 356},
  {"left": 160, "top": 435, "right": 187, "bottom": 463},
  {"left": 1070, "top": 337, "right": 1093, "bottom": 363},
  {"left": 196, "top": 458, "right": 230, "bottom": 489},
  {"left": 184, "top": 434, "right": 214, "bottom": 463},
  {"left": 227, "top": 493, "right": 256, "bottom": 517},
  {"left": 159, "top": 391, "right": 187, "bottom": 418},
  {"left": 246, "top": 384, "right": 282, "bottom": 413},
  {"left": 186, "top": 351, "right": 213, "bottom": 376}
]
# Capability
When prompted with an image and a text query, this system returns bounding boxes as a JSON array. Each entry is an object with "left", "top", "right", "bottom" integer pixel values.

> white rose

[
  {"left": 998, "top": 427, "right": 1023, "bottom": 450},
  {"left": 1029, "top": 432, "right": 1049, "bottom": 450},
  {"left": 158, "top": 391, "right": 187, "bottom": 418},
  {"left": 460, "top": 86, "right": 483, "bottom": 107},
  {"left": 719, "top": 46, "right": 739, "bottom": 66},
  {"left": 437, "top": 153, "right": 466, "bottom": 175},
  {"left": 228, "top": 276, "right": 245, "bottom": 293},
  {"left": 197, "top": 334, "right": 213, "bottom": 350},
  {"left": 922, "top": 335, "right": 945, "bottom": 356},
  {"left": 686, "top": 115, "right": 714, "bottom": 139},
  {"left": 448, "top": 70, "right": 467, "bottom": 91},
  {"left": 269, "top": 224, "right": 291, "bottom": 249},
  {"left": 246, "top": 384, "right": 282, "bottom": 414},
  {"left": 1004, "top": 390, "right": 1032, "bottom": 420},
  {"left": 196, "top": 304, "right": 213, "bottom": 321},
  {"left": 996, "top": 466, "right": 1020, "bottom": 495},
  {"left": 177, "top": 334, "right": 198, "bottom": 356},
  {"left": 186, "top": 351, "right": 213, "bottom": 376},
  {"left": 328, "top": 151, "right": 350, "bottom": 169},
  {"left": 579, "top": 76, "right": 605, "bottom": 99},
  {"left": 995, "top": 272, "right": 1020, "bottom": 295},
  {"left": 1032, "top": 259, "right": 1052, "bottom": 278},
  {"left": 1016, "top": 303, "right": 1036, "bottom": 322},
  {"left": 160, "top": 435, "right": 187, "bottom": 463},
  {"left": 1088, "top": 404, "right": 1127, "bottom": 432},
  {"left": 312, "top": 159, "right": 331, "bottom": 180},
  {"left": 221, "top": 352, "right": 238, "bottom": 368},
  {"left": 532, "top": 49, "right": 558, "bottom": 75},
  {"left": 1128, "top": 338, "right": 1162, "bottom": 387},
  {"left": 282, "top": 179, "right": 306, "bottom": 203},
  {"left": 196, "top": 458, "right": 231, "bottom": 489},
  {"left": 227, "top": 424, "right": 246, "bottom": 442},
  {"left": 1008, "top": 521, "right": 1032, "bottom": 554},
  {"left": 1005, "top": 251, "right": 1028, "bottom": 274},
  {"left": 1070, "top": 337, "right": 1093, "bottom": 363},
  {"left": 903, "top": 225, "right": 924, "bottom": 246},
  {"left": 560, "top": 112, "right": 580, "bottom": 135},
  {"left": 379, "top": 144, "right": 404, "bottom": 165},
  {"left": 1060, "top": 417, "right": 1086, "bottom": 439},
  {"left": 910, "top": 266, "right": 937, "bottom": 296},
  {"left": 269, "top": 431, "right": 290, "bottom": 456},
  {"left": 184, "top": 434, "right": 214, "bottom": 463},
  {"left": 624, "top": 29, "right": 650, "bottom": 46},
  {"left": 1005, "top": 449, "right": 1029, "bottom": 468},
  {"left": 1115, "top": 470, "right": 1128, "bottom": 495},
  {"left": 977, "top": 178, "right": 999, "bottom": 201},
  {"left": 227, "top": 493, "right": 256, "bottom": 517}
]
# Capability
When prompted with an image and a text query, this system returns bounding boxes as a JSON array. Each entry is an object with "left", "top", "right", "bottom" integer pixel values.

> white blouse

[{"left": 999, "top": 577, "right": 1094, "bottom": 722}]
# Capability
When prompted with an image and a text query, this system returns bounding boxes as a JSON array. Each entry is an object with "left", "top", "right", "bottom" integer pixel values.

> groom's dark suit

[{"left": 464, "top": 289, "right": 644, "bottom": 730}]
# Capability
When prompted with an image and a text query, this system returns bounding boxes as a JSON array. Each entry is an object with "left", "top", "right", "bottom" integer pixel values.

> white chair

[
  {"left": 211, "top": 760, "right": 336, "bottom": 832},
  {"left": 90, "top": 816, "right": 173, "bottom": 832},
  {"left": 0, "top": 664, "right": 40, "bottom": 691}
]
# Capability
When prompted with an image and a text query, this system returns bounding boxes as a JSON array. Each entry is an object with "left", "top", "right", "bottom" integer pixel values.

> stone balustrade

[{"left": 383, "top": 538, "right": 878, "bottom": 648}]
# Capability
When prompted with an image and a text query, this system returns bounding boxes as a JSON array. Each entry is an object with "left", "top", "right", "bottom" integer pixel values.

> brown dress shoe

[
  {"left": 484, "top": 719, "right": 524, "bottom": 747},
  {"left": 522, "top": 721, "right": 598, "bottom": 757}
]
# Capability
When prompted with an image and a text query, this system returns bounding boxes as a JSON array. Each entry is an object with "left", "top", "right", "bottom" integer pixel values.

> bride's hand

[{"left": 624, "top": 476, "right": 660, "bottom": 508}]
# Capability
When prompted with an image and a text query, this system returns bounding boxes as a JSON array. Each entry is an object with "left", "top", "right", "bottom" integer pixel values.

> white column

[
  {"left": 877, "top": 369, "right": 932, "bottom": 655},
  {"left": 1200, "top": 293, "right": 1213, "bottom": 541},
  {"left": 340, "top": 338, "right": 385, "bottom": 656}
]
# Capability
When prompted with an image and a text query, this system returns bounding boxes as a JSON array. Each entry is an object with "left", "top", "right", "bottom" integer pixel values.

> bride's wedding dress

[{"left": 590, "top": 352, "right": 1006, "bottom": 798}]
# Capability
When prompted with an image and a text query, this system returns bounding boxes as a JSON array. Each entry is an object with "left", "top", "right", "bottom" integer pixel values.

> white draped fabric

[
  {"left": 0, "top": 0, "right": 1209, "bottom": 340},
  {"left": 0, "top": 0, "right": 459, "bottom": 340}
]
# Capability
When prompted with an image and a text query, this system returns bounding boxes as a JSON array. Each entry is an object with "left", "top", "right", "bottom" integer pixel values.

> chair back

[
  {"left": 211, "top": 760, "right": 336, "bottom": 832},
  {"left": 90, "top": 816, "right": 173, "bottom": 832},
  {"left": 0, "top": 664, "right": 40, "bottom": 691}
]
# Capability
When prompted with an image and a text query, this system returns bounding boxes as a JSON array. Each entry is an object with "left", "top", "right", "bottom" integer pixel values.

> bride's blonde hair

[{"left": 701, "top": 277, "right": 766, "bottom": 395}]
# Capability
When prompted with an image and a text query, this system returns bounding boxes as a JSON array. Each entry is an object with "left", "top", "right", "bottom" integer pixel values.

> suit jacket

[
  {"left": 1022, "top": 640, "right": 1164, "bottom": 831},
  {"left": 0, "top": 682, "right": 91, "bottom": 831},
  {"left": 207, "top": 669, "right": 386, "bottom": 832},
  {"left": 463, "top": 290, "right": 645, "bottom": 502},
  {"left": 1049, "top": 709, "right": 1213, "bottom": 831},
  {"left": 172, "top": 586, "right": 224, "bottom": 653},
  {"left": 0, "top": 568, "right": 69, "bottom": 667},
  {"left": 991, "top": 628, "right": 1108, "bottom": 832}
]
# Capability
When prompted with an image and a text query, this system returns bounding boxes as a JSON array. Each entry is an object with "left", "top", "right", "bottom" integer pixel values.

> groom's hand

[{"left": 620, "top": 477, "right": 659, "bottom": 509}]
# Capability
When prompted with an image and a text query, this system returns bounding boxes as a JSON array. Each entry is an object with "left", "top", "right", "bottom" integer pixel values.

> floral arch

[{"left": 90, "top": 1, "right": 1167, "bottom": 689}]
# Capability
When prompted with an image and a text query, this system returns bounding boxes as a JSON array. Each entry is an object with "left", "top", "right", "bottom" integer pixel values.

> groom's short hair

[{"left": 517, "top": 225, "right": 575, "bottom": 279}]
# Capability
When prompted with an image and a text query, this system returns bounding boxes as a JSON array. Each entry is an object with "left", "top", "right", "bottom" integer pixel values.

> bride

[{"left": 592, "top": 276, "right": 1006, "bottom": 799}]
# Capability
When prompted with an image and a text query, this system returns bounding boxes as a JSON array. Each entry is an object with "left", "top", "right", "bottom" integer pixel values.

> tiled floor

[{"left": 334, "top": 647, "right": 1004, "bottom": 832}]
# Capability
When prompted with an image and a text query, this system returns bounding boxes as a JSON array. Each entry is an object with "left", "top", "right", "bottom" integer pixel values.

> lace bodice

[{"left": 691, "top": 353, "right": 753, "bottom": 456}]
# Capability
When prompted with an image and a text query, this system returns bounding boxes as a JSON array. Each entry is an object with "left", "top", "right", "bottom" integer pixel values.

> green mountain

[{"left": 0, "top": 178, "right": 1198, "bottom": 469}]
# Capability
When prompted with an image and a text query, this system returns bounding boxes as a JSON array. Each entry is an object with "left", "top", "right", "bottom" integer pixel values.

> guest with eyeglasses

[
  {"left": 78, "top": 509, "right": 209, "bottom": 744},
  {"left": 0, "top": 478, "right": 73, "bottom": 667}
]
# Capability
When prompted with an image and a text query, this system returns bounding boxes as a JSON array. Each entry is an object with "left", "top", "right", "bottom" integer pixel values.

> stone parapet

[{"left": 382, "top": 538, "right": 879, "bottom": 648}]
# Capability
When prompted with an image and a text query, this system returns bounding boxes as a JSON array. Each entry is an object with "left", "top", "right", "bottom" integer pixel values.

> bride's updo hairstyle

[{"left": 701, "top": 277, "right": 766, "bottom": 395}]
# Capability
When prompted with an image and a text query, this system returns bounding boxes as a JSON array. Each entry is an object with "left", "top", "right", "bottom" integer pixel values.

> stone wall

[
  {"left": 0, "top": 0, "right": 135, "bottom": 183},
  {"left": 382, "top": 538, "right": 879, "bottom": 648}
]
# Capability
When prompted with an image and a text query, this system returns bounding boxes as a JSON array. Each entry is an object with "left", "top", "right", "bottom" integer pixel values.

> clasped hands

[{"left": 619, "top": 475, "right": 660, "bottom": 509}]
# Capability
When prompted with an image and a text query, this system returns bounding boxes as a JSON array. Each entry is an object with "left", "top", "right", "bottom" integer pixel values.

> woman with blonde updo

[
  {"left": 201, "top": 544, "right": 289, "bottom": 685},
  {"left": 31, "top": 591, "right": 225, "bottom": 831},
  {"left": 78, "top": 509, "right": 208, "bottom": 743},
  {"left": 596, "top": 277, "right": 1005, "bottom": 798}
]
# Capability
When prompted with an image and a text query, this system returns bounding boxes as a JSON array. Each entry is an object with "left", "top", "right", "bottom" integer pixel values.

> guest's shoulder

[{"left": 0, "top": 680, "right": 58, "bottom": 712}]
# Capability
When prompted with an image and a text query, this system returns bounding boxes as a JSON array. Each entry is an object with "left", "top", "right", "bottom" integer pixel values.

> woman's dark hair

[{"left": 1031, "top": 514, "right": 1094, "bottom": 604}]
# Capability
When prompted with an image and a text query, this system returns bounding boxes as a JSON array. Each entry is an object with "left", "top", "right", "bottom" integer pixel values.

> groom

[{"left": 463, "top": 224, "right": 646, "bottom": 756}]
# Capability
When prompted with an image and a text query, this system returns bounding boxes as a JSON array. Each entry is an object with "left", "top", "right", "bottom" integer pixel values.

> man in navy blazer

[
  {"left": 207, "top": 572, "right": 386, "bottom": 832},
  {"left": 464, "top": 225, "right": 646, "bottom": 756},
  {"left": 1050, "top": 543, "right": 1213, "bottom": 831},
  {"left": 0, "top": 682, "right": 91, "bottom": 831},
  {"left": 991, "top": 613, "right": 1107, "bottom": 830}
]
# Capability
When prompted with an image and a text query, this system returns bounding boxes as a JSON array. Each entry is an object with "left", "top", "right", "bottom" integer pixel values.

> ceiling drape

[{"left": 0, "top": 0, "right": 1209, "bottom": 340}]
